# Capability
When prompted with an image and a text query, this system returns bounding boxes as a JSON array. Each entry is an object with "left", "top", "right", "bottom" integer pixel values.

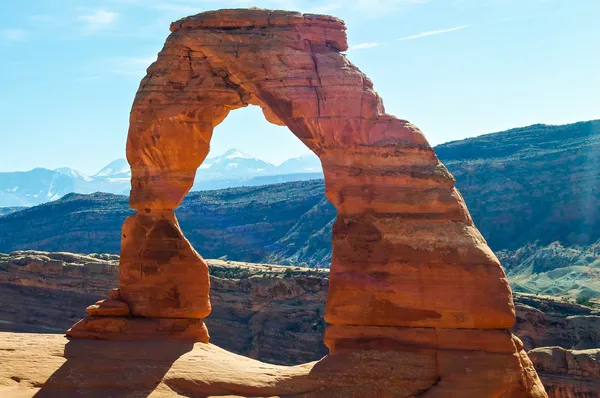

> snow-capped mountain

[
  {"left": 55, "top": 167, "right": 93, "bottom": 181},
  {"left": 197, "top": 149, "right": 276, "bottom": 179},
  {"left": 0, "top": 163, "right": 131, "bottom": 207},
  {"left": 275, "top": 153, "right": 321, "bottom": 174},
  {"left": 0, "top": 168, "right": 81, "bottom": 207},
  {"left": 0, "top": 149, "right": 324, "bottom": 208},
  {"left": 93, "top": 159, "right": 131, "bottom": 179}
]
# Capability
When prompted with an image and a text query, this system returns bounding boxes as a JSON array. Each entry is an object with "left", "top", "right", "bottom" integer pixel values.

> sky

[{"left": 0, "top": 0, "right": 598, "bottom": 174}]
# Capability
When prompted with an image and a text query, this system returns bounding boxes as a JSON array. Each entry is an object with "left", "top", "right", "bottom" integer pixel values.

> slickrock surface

[
  {"left": 0, "top": 331, "right": 542, "bottom": 398},
  {"left": 3, "top": 251, "right": 600, "bottom": 396}
]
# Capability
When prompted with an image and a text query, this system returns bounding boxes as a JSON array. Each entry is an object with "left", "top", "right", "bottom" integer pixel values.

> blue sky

[{"left": 1, "top": 0, "right": 598, "bottom": 174}]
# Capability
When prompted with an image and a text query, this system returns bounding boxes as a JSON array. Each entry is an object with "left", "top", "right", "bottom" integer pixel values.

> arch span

[
  {"left": 122, "top": 8, "right": 515, "bottom": 332},
  {"left": 67, "top": 9, "right": 546, "bottom": 397}
]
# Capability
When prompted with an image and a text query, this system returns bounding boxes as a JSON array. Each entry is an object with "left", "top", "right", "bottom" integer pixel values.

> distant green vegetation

[
  {"left": 437, "top": 120, "right": 600, "bottom": 251},
  {"left": 207, "top": 260, "right": 328, "bottom": 280},
  {"left": 502, "top": 241, "right": 600, "bottom": 300}
]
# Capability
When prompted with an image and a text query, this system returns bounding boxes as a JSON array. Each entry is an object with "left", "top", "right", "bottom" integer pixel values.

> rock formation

[
  {"left": 3, "top": 251, "right": 600, "bottom": 396},
  {"left": 65, "top": 8, "right": 546, "bottom": 396},
  {"left": 528, "top": 347, "right": 600, "bottom": 397},
  {"left": 513, "top": 294, "right": 600, "bottom": 351},
  {"left": 0, "top": 331, "right": 553, "bottom": 397},
  {"left": 0, "top": 252, "right": 332, "bottom": 364}
]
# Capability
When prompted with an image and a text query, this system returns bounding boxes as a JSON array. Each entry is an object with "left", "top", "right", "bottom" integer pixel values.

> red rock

[
  {"left": 0, "top": 332, "right": 543, "bottom": 397},
  {"left": 66, "top": 317, "right": 209, "bottom": 342},
  {"left": 85, "top": 299, "right": 130, "bottom": 317},
  {"left": 528, "top": 347, "right": 600, "bottom": 397},
  {"left": 513, "top": 293, "right": 600, "bottom": 351},
  {"left": 125, "top": 7, "right": 516, "bottom": 331},
  {"left": 107, "top": 288, "right": 120, "bottom": 300},
  {"left": 65, "top": 8, "right": 546, "bottom": 396},
  {"left": 119, "top": 211, "right": 211, "bottom": 319}
]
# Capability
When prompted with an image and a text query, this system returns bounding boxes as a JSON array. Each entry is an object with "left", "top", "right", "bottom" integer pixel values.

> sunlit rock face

[{"left": 67, "top": 8, "right": 547, "bottom": 397}]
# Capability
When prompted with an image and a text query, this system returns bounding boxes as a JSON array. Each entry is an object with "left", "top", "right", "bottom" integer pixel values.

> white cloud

[
  {"left": 78, "top": 10, "right": 120, "bottom": 33},
  {"left": 1, "top": 28, "right": 27, "bottom": 41},
  {"left": 398, "top": 24, "right": 470, "bottom": 40},
  {"left": 348, "top": 42, "right": 385, "bottom": 51},
  {"left": 109, "top": 56, "right": 158, "bottom": 77}
]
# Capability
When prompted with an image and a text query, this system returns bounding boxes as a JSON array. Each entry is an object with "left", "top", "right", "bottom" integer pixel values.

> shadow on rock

[{"left": 33, "top": 338, "right": 194, "bottom": 398}]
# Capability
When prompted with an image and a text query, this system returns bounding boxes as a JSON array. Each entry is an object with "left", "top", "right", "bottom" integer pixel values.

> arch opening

[
  {"left": 194, "top": 104, "right": 318, "bottom": 187},
  {"left": 177, "top": 104, "right": 331, "bottom": 268}
]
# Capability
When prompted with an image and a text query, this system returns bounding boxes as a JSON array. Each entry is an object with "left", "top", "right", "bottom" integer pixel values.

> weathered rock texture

[
  {"left": 0, "top": 332, "right": 546, "bottom": 397},
  {"left": 513, "top": 294, "right": 600, "bottom": 352},
  {"left": 0, "top": 251, "right": 330, "bottom": 364},
  {"left": 65, "top": 8, "right": 545, "bottom": 396},
  {"left": 2, "top": 253, "right": 600, "bottom": 396},
  {"left": 528, "top": 347, "right": 600, "bottom": 398}
]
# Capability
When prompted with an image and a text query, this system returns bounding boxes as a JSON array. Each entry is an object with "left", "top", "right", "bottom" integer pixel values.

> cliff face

[
  {"left": 1, "top": 250, "right": 599, "bottom": 396},
  {"left": 513, "top": 293, "right": 600, "bottom": 351},
  {"left": 529, "top": 347, "right": 600, "bottom": 398},
  {"left": 0, "top": 251, "right": 329, "bottom": 364}
]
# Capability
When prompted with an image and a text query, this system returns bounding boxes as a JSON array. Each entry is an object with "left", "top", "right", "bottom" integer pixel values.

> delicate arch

[
  {"left": 65, "top": 10, "right": 547, "bottom": 396},
  {"left": 121, "top": 9, "right": 515, "bottom": 338}
]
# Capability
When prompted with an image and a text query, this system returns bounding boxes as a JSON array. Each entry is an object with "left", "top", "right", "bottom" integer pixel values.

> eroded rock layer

[
  {"left": 119, "top": 212, "right": 211, "bottom": 319},
  {"left": 528, "top": 347, "right": 600, "bottom": 397},
  {"left": 66, "top": 8, "right": 545, "bottom": 396},
  {"left": 2, "top": 253, "right": 599, "bottom": 396}
]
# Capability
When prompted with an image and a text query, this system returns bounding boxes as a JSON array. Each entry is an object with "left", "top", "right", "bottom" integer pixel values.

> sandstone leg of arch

[
  {"left": 68, "top": 71, "right": 223, "bottom": 341},
  {"left": 67, "top": 211, "right": 211, "bottom": 342},
  {"left": 118, "top": 211, "right": 211, "bottom": 319},
  {"left": 66, "top": 8, "right": 546, "bottom": 396}
]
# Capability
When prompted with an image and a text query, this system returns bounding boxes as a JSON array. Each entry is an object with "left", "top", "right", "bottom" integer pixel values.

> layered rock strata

[
  {"left": 0, "top": 252, "right": 330, "bottom": 364},
  {"left": 5, "top": 252, "right": 600, "bottom": 396},
  {"left": 65, "top": 8, "right": 546, "bottom": 396},
  {"left": 528, "top": 347, "right": 600, "bottom": 397},
  {"left": 513, "top": 293, "right": 600, "bottom": 351}
]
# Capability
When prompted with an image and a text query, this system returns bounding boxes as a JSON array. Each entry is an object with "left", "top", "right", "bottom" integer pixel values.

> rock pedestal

[
  {"left": 67, "top": 8, "right": 547, "bottom": 396},
  {"left": 67, "top": 286, "right": 210, "bottom": 342}
]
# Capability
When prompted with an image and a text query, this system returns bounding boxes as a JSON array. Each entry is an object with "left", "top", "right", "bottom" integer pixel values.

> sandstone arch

[{"left": 68, "top": 9, "right": 546, "bottom": 397}]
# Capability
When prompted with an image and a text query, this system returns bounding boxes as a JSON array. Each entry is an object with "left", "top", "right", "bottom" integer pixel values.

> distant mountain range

[
  {"left": 0, "top": 149, "right": 322, "bottom": 207},
  {"left": 1, "top": 120, "right": 598, "bottom": 301}
]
